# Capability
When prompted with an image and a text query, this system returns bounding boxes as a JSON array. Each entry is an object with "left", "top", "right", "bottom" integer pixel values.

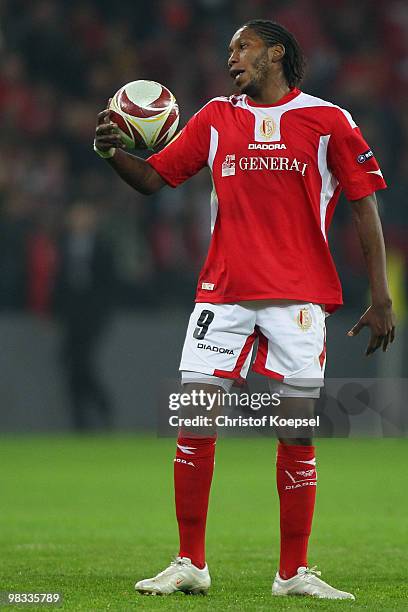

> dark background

[{"left": 0, "top": 0, "right": 406, "bottom": 431}]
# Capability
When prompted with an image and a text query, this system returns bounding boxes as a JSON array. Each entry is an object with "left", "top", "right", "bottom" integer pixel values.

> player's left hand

[{"left": 347, "top": 302, "right": 396, "bottom": 356}]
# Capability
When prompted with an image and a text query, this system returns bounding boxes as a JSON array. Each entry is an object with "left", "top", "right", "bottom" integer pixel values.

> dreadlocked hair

[{"left": 243, "top": 19, "right": 306, "bottom": 88}]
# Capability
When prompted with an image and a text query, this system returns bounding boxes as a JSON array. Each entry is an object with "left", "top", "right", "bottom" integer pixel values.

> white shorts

[{"left": 179, "top": 300, "right": 327, "bottom": 387}]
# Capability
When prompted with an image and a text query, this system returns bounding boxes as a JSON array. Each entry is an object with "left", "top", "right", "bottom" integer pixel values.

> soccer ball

[{"left": 109, "top": 80, "right": 180, "bottom": 151}]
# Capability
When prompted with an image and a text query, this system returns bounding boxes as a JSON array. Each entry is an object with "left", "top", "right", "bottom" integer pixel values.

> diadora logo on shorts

[
  {"left": 174, "top": 457, "right": 195, "bottom": 467},
  {"left": 197, "top": 343, "right": 234, "bottom": 355},
  {"left": 222, "top": 154, "right": 236, "bottom": 176}
]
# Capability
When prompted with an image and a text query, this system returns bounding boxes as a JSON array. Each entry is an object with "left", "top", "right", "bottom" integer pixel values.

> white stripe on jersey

[
  {"left": 210, "top": 181, "right": 219, "bottom": 234},
  {"left": 208, "top": 126, "right": 220, "bottom": 234},
  {"left": 208, "top": 126, "right": 219, "bottom": 170},
  {"left": 317, "top": 134, "right": 339, "bottom": 241},
  {"left": 243, "top": 92, "right": 357, "bottom": 142},
  {"left": 204, "top": 92, "right": 357, "bottom": 130},
  {"left": 281, "top": 92, "right": 357, "bottom": 128}
]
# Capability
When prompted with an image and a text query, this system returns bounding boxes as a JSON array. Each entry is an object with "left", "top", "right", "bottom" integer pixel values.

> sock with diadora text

[
  {"left": 174, "top": 435, "right": 216, "bottom": 569},
  {"left": 276, "top": 442, "right": 317, "bottom": 579}
]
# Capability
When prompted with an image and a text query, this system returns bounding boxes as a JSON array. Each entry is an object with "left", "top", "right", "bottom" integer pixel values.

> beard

[{"left": 240, "top": 49, "right": 270, "bottom": 97}]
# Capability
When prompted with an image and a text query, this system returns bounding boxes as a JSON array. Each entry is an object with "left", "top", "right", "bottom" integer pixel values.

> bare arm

[
  {"left": 94, "top": 108, "right": 165, "bottom": 195},
  {"left": 107, "top": 149, "right": 165, "bottom": 195},
  {"left": 347, "top": 193, "right": 396, "bottom": 354}
]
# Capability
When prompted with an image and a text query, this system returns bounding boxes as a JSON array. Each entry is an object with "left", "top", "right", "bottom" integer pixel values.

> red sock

[
  {"left": 174, "top": 435, "right": 216, "bottom": 569},
  {"left": 276, "top": 442, "right": 317, "bottom": 579}
]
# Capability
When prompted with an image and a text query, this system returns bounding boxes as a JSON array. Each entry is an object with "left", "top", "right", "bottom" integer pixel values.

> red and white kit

[
  {"left": 148, "top": 88, "right": 386, "bottom": 383},
  {"left": 180, "top": 300, "right": 326, "bottom": 387}
]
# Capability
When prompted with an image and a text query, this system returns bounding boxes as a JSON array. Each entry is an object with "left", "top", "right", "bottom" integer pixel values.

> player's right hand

[{"left": 94, "top": 102, "right": 125, "bottom": 156}]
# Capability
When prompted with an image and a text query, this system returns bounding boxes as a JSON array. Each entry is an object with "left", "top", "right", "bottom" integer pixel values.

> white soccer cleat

[
  {"left": 135, "top": 556, "right": 211, "bottom": 595},
  {"left": 272, "top": 566, "right": 355, "bottom": 600}
]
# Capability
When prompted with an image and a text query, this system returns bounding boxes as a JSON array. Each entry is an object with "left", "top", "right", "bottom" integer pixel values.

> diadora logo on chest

[{"left": 248, "top": 143, "right": 287, "bottom": 150}]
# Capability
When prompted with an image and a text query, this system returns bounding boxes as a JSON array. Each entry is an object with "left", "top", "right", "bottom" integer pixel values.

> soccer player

[{"left": 94, "top": 20, "right": 395, "bottom": 599}]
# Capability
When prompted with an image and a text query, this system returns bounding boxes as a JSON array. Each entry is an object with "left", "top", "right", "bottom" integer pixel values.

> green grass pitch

[{"left": 1, "top": 436, "right": 407, "bottom": 610}]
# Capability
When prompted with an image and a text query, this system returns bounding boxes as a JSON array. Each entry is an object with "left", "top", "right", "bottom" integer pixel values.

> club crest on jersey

[
  {"left": 296, "top": 308, "right": 312, "bottom": 331},
  {"left": 260, "top": 117, "right": 276, "bottom": 139}
]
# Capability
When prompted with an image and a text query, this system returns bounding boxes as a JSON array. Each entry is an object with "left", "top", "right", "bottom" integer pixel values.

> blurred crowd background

[
  {"left": 0, "top": 0, "right": 406, "bottom": 430},
  {"left": 1, "top": 0, "right": 407, "bottom": 313}
]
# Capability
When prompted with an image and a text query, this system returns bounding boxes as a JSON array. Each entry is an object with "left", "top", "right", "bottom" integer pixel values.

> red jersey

[{"left": 147, "top": 88, "right": 386, "bottom": 311}]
